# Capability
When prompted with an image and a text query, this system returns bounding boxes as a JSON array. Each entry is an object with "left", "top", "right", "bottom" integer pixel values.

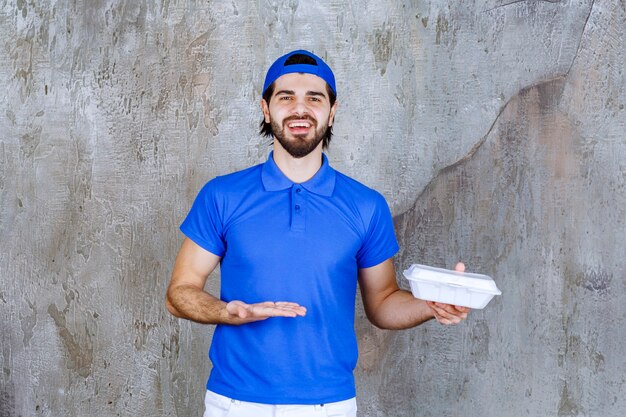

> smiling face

[{"left": 261, "top": 73, "right": 337, "bottom": 159}]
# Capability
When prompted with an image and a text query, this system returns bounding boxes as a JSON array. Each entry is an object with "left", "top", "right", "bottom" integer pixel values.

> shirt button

[
  {"left": 296, "top": 188, "right": 301, "bottom": 193},
  {"left": 295, "top": 205, "right": 301, "bottom": 210}
]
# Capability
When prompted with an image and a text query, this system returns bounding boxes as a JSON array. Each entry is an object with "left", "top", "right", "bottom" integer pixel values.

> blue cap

[{"left": 262, "top": 49, "right": 336, "bottom": 96}]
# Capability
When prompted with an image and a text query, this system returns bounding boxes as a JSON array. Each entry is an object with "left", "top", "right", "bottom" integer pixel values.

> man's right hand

[{"left": 226, "top": 300, "right": 307, "bottom": 323}]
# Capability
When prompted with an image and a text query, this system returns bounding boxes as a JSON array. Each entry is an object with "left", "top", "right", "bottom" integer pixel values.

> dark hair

[{"left": 260, "top": 53, "right": 337, "bottom": 148}]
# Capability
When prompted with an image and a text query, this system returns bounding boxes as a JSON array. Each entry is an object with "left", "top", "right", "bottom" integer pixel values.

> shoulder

[
  {"left": 199, "top": 163, "right": 263, "bottom": 197},
  {"left": 331, "top": 169, "right": 392, "bottom": 230},
  {"left": 212, "top": 163, "right": 263, "bottom": 187},
  {"left": 333, "top": 169, "right": 388, "bottom": 207}
]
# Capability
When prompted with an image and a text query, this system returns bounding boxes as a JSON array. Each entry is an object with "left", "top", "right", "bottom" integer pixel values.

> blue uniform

[{"left": 180, "top": 152, "right": 399, "bottom": 404}]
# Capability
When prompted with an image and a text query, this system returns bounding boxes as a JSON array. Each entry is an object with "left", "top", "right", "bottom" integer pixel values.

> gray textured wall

[{"left": 1, "top": 1, "right": 624, "bottom": 416}]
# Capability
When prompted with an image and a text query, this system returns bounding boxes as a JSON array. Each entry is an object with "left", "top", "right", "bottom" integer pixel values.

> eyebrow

[
  {"left": 275, "top": 89, "right": 327, "bottom": 98},
  {"left": 306, "top": 91, "right": 327, "bottom": 98}
]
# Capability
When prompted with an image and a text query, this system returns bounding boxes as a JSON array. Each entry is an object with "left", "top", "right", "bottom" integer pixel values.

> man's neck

[{"left": 272, "top": 144, "right": 324, "bottom": 184}]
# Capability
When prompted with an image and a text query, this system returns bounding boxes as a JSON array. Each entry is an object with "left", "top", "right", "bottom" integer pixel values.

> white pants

[{"left": 203, "top": 390, "right": 357, "bottom": 417}]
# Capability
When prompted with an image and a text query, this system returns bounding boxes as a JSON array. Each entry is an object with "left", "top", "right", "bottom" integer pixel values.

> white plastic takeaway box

[{"left": 403, "top": 264, "right": 502, "bottom": 309}]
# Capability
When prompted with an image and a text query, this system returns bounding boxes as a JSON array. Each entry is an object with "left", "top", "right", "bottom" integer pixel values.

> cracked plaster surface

[{"left": 1, "top": 0, "right": 624, "bottom": 416}]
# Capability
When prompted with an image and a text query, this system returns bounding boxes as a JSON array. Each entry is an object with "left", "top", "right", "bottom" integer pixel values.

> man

[{"left": 166, "top": 49, "right": 469, "bottom": 417}]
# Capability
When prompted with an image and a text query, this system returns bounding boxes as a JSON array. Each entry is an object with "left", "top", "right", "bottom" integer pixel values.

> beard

[{"left": 270, "top": 115, "right": 329, "bottom": 158}]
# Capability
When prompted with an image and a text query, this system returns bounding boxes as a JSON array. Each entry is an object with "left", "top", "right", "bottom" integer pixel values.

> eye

[{"left": 279, "top": 95, "right": 292, "bottom": 101}]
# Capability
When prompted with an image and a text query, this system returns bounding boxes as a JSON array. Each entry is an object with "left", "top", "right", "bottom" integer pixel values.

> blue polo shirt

[{"left": 180, "top": 152, "right": 399, "bottom": 404}]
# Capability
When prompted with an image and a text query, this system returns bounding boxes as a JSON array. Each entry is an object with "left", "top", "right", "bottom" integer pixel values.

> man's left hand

[
  {"left": 426, "top": 262, "right": 471, "bottom": 325},
  {"left": 426, "top": 302, "right": 470, "bottom": 325}
]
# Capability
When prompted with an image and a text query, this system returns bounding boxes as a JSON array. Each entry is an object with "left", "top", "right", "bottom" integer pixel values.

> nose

[{"left": 290, "top": 96, "right": 310, "bottom": 116}]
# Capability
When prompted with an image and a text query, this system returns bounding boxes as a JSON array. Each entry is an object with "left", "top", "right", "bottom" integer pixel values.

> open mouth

[
  {"left": 285, "top": 117, "right": 316, "bottom": 134},
  {"left": 287, "top": 121, "right": 312, "bottom": 129}
]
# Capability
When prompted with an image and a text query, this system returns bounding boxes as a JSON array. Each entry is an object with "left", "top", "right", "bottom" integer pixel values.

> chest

[
  {"left": 217, "top": 190, "right": 367, "bottom": 303},
  {"left": 222, "top": 191, "right": 366, "bottom": 268}
]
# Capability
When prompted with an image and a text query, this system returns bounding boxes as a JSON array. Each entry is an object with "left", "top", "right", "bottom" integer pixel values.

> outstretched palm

[{"left": 226, "top": 300, "right": 307, "bottom": 323}]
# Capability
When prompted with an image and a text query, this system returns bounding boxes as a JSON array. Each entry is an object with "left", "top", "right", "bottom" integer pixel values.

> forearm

[
  {"left": 367, "top": 289, "right": 435, "bottom": 330},
  {"left": 166, "top": 284, "right": 239, "bottom": 325},
  {"left": 359, "top": 259, "right": 470, "bottom": 329}
]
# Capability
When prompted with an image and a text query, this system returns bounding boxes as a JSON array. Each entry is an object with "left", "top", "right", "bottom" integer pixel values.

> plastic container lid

[{"left": 403, "top": 264, "right": 502, "bottom": 309}]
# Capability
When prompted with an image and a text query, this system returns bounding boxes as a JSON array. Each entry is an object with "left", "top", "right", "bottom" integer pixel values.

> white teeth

[{"left": 288, "top": 122, "right": 310, "bottom": 128}]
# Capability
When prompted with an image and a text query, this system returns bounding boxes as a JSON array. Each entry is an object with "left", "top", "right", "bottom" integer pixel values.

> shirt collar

[{"left": 261, "top": 151, "right": 336, "bottom": 197}]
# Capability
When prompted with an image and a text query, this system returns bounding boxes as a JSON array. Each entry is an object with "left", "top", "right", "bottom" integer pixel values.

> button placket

[{"left": 290, "top": 185, "right": 306, "bottom": 231}]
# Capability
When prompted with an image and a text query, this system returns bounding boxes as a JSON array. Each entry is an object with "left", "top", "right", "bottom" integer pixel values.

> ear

[
  {"left": 261, "top": 99, "right": 271, "bottom": 123},
  {"left": 328, "top": 101, "right": 338, "bottom": 127}
]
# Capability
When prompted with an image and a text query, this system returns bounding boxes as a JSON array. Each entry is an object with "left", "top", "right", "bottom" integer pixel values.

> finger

[
  {"left": 433, "top": 302, "right": 466, "bottom": 314},
  {"left": 454, "top": 262, "right": 466, "bottom": 273},
  {"left": 275, "top": 302, "right": 306, "bottom": 311},
  {"left": 251, "top": 304, "right": 306, "bottom": 318},
  {"left": 229, "top": 301, "right": 308, "bottom": 320},
  {"left": 436, "top": 314, "right": 461, "bottom": 325},
  {"left": 281, "top": 306, "right": 307, "bottom": 316},
  {"left": 256, "top": 301, "right": 279, "bottom": 308},
  {"left": 274, "top": 301, "right": 302, "bottom": 307},
  {"left": 271, "top": 302, "right": 307, "bottom": 316},
  {"left": 285, "top": 307, "right": 307, "bottom": 316},
  {"left": 430, "top": 308, "right": 454, "bottom": 325},
  {"left": 429, "top": 303, "right": 466, "bottom": 324},
  {"left": 426, "top": 301, "right": 452, "bottom": 324},
  {"left": 435, "top": 315, "right": 454, "bottom": 325},
  {"left": 436, "top": 302, "right": 469, "bottom": 319},
  {"left": 435, "top": 312, "right": 462, "bottom": 325},
  {"left": 254, "top": 301, "right": 302, "bottom": 309}
]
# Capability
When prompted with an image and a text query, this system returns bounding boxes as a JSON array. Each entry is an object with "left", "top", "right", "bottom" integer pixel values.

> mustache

[{"left": 283, "top": 115, "right": 317, "bottom": 126}]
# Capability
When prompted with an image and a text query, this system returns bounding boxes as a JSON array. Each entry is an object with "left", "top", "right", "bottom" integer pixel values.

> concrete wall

[{"left": 1, "top": 1, "right": 624, "bottom": 416}]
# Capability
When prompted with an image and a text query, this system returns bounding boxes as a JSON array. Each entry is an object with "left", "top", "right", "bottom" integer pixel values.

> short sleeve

[
  {"left": 356, "top": 193, "right": 400, "bottom": 268},
  {"left": 179, "top": 180, "right": 227, "bottom": 257}
]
